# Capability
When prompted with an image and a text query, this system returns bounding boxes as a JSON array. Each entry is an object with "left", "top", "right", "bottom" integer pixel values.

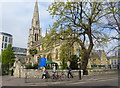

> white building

[
  {"left": 0, "top": 32, "right": 13, "bottom": 54},
  {"left": 12, "top": 47, "right": 27, "bottom": 57},
  {"left": 109, "top": 56, "right": 120, "bottom": 69}
]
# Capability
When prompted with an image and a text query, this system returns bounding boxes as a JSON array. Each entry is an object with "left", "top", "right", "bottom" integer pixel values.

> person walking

[
  {"left": 41, "top": 66, "right": 46, "bottom": 79},
  {"left": 53, "top": 64, "right": 56, "bottom": 73},
  {"left": 52, "top": 64, "right": 57, "bottom": 79},
  {"left": 67, "top": 66, "right": 73, "bottom": 78},
  {"left": 11, "top": 68, "right": 14, "bottom": 76}
]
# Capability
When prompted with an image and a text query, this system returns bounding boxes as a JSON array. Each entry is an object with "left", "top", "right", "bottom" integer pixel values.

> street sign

[
  {"left": 39, "top": 58, "right": 46, "bottom": 67},
  {"left": 77, "top": 51, "right": 81, "bottom": 56}
]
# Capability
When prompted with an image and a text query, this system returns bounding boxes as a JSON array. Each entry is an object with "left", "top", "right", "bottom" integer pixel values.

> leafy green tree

[
  {"left": 29, "top": 48, "right": 37, "bottom": 56},
  {"left": 0, "top": 54, "right": 2, "bottom": 62},
  {"left": 69, "top": 55, "right": 79, "bottom": 70},
  {"left": 43, "top": 29, "right": 59, "bottom": 52},
  {"left": 60, "top": 43, "right": 73, "bottom": 69},
  {"left": 48, "top": 2, "right": 110, "bottom": 72},
  {"left": 2, "top": 44, "right": 15, "bottom": 74}
]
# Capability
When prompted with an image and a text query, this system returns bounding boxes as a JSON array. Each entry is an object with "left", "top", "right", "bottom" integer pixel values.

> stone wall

[
  {"left": 15, "top": 69, "right": 80, "bottom": 78},
  {"left": 14, "top": 68, "right": 118, "bottom": 78},
  {"left": 88, "top": 69, "right": 118, "bottom": 76}
]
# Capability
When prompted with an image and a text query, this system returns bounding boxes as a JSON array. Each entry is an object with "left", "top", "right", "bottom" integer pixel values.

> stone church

[{"left": 26, "top": 0, "right": 67, "bottom": 66}]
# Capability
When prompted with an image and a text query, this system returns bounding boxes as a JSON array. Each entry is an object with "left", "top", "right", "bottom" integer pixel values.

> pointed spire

[
  {"left": 46, "top": 29, "right": 48, "bottom": 36},
  {"left": 32, "top": 0, "right": 40, "bottom": 28}
]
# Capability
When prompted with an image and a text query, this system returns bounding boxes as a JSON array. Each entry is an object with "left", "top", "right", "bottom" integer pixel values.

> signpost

[
  {"left": 38, "top": 58, "right": 46, "bottom": 69},
  {"left": 77, "top": 51, "right": 81, "bottom": 56},
  {"left": 77, "top": 51, "right": 81, "bottom": 80}
]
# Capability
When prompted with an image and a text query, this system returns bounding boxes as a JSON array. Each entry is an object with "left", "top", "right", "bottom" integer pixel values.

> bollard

[
  {"left": 25, "top": 72, "right": 27, "bottom": 83},
  {"left": 79, "top": 70, "right": 81, "bottom": 80}
]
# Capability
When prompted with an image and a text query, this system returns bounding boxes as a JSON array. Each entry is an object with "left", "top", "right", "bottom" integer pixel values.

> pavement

[{"left": 1, "top": 73, "right": 119, "bottom": 86}]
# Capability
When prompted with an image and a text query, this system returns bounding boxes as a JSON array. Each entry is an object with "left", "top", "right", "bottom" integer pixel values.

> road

[{"left": 48, "top": 77, "right": 119, "bottom": 86}]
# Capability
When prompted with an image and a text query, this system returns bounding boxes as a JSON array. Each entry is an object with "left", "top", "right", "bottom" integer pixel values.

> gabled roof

[{"left": 90, "top": 50, "right": 107, "bottom": 59}]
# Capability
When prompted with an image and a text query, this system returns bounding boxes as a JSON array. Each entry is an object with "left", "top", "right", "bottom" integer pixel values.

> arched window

[
  {"left": 35, "top": 33, "right": 38, "bottom": 41},
  {"left": 47, "top": 53, "right": 52, "bottom": 61},
  {"left": 56, "top": 49, "right": 58, "bottom": 60},
  {"left": 36, "top": 21, "right": 38, "bottom": 25}
]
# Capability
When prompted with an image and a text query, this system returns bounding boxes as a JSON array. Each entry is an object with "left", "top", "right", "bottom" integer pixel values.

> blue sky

[{"left": 1, "top": 0, "right": 55, "bottom": 48}]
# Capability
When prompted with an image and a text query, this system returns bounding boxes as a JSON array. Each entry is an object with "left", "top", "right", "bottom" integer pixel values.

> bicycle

[
  {"left": 59, "top": 71, "right": 66, "bottom": 81},
  {"left": 51, "top": 72, "right": 59, "bottom": 81},
  {"left": 51, "top": 71, "right": 66, "bottom": 81}
]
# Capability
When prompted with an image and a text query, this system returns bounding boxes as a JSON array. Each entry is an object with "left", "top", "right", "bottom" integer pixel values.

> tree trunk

[{"left": 81, "top": 53, "right": 89, "bottom": 71}]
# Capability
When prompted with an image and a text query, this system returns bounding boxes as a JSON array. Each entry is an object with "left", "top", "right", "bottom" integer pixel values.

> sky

[
  {"left": 0, "top": 0, "right": 118, "bottom": 56},
  {"left": 0, "top": 0, "right": 55, "bottom": 48}
]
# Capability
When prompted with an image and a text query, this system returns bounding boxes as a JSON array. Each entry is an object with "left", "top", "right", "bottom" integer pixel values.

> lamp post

[{"left": 77, "top": 51, "right": 81, "bottom": 80}]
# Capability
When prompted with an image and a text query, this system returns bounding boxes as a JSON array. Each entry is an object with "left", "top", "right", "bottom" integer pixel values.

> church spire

[
  {"left": 32, "top": 0, "right": 40, "bottom": 28},
  {"left": 28, "top": 0, "right": 41, "bottom": 50},
  {"left": 45, "top": 29, "right": 48, "bottom": 36}
]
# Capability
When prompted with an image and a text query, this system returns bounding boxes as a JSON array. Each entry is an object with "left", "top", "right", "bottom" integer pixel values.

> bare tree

[{"left": 102, "top": 2, "right": 120, "bottom": 55}]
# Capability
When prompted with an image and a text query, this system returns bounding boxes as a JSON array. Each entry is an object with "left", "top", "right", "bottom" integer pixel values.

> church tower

[{"left": 27, "top": 0, "right": 41, "bottom": 50}]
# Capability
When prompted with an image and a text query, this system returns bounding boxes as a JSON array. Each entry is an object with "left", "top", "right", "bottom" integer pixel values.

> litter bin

[{"left": 83, "top": 70, "right": 88, "bottom": 75}]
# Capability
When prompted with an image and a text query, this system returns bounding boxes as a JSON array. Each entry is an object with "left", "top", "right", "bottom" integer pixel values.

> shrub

[
  {"left": 26, "top": 65, "right": 33, "bottom": 69},
  {"left": 33, "top": 64, "right": 38, "bottom": 69},
  {"left": 69, "top": 55, "right": 79, "bottom": 70},
  {"left": 29, "top": 49, "right": 37, "bottom": 56},
  {"left": 25, "top": 64, "right": 38, "bottom": 69}
]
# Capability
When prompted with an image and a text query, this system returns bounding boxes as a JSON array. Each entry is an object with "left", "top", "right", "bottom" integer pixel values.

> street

[{"left": 49, "top": 77, "right": 118, "bottom": 86}]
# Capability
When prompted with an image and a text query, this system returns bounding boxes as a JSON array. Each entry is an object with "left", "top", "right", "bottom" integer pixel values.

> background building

[
  {"left": 88, "top": 50, "right": 109, "bottom": 68},
  {"left": 12, "top": 47, "right": 27, "bottom": 57},
  {"left": 108, "top": 56, "right": 120, "bottom": 69},
  {"left": 0, "top": 32, "right": 13, "bottom": 54}
]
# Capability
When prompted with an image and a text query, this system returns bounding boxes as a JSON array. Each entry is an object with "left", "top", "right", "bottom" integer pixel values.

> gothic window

[
  {"left": 35, "top": 34, "right": 36, "bottom": 41},
  {"left": 37, "top": 34, "right": 38, "bottom": 41},
  {"left": 55, "top": 49, "right": 58, "bottom": 60},
  {"left": 35, "top": 33, "right": 38, "bottom": 41},
  {"left": 47, "top": 53, "right": 52, "bottom": 61},
  {"left": 36, "top": 21, "right": 38, "bottom": 25}
]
